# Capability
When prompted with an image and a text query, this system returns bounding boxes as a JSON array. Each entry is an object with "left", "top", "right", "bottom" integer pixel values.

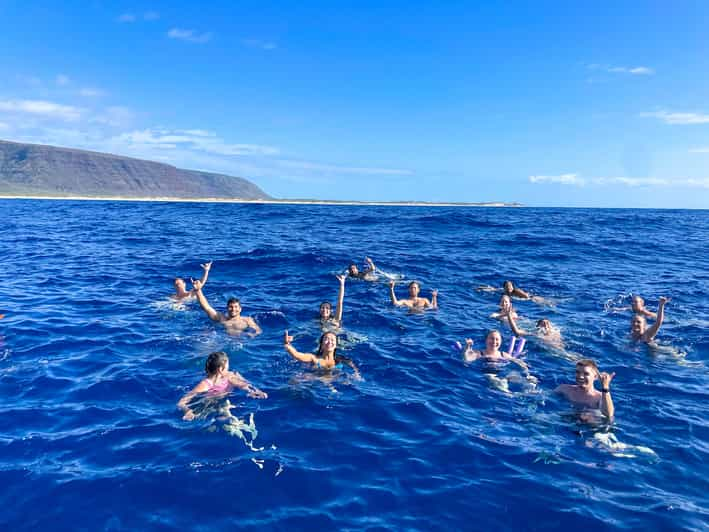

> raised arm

[
  {"left": 364, "top": 256, "right": 376, "bottom": 273},
  {"left": 507, "top": 314, "right": 526, "bottom": 337},
  {"left": 429, "top": 289, "right": 438, "bottom": 309},
  {"left": 644, "top": 296, "right": 669, "bottom": 341},
  {"left": 462, "top": 338, "right": 480, "bottom": 362},
  {"left": 228, "top": 371, "right": 267, "bottom": 398},
  {"left": 334, "top": 274, "right": 346, "bottom": 323},
  {"left": 177, "top": 380, "right": 209, "bottom": 420},
  {"left": 198, "top": 261, "right": 212, "bottom": 286},
  {"left": 389, "top": 280, "right": 402, "bottom": 306},
  {"left": 598, "top": 371, "right": 615, "bottom": 419},
  {"left": 192, "top": 280, "right": 222, "bottom": 322},
  {"left": 283, "top": 330, "right": 317, "bottom": 364}
]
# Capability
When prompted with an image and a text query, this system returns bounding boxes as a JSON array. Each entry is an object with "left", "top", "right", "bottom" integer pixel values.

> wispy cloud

[
  {"left": 56, "top": 74, "right": 71, "bottom": 86},
  {"left": 640, "top": 111, "right": 709, "bottom": 125},
  {"left": 529, "top": 173, "right": 709, "bottom": 188},
  {"left": 529, "top": 173, "right": 586, "bottom": 186},
  {"left": 113, "top": 128, "right": 279, "bottom": 156},
  {"left": 587, "top": 64, "right": 655, "bottom": 75},
  {"left": 243, "top": 39, "right": 277, "bottom": 50},
  {"left": 689, "top": 147, "right": 709, "bottom": 153},
  {"left": 91, "top": 106, "right": 134, "bottom": 128},
  {"left": 280, "top": 160, "right": 412, "bottom": 176},
  {"left": 0, "top": 99, "right": 83, "bottom": 121},
  {"left": 78, "top": 87, "right": 105, "bottom": 98},
  {"left": 143, "top": 11, "right": 160, "bottom": 21},
  {"left": 167, "top": 28, "right": 212, "bottom": 43},
  {"left": 117, "top": 13, "right": 136, "bottom": 23}
]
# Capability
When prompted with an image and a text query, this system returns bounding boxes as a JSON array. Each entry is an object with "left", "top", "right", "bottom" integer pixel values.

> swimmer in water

[
  {"left": 177, "top": 351, "right": 267, "bottom": 420},
  {"left": 173, "top": 261, "right": 212, "bottom": 300},
  {"left": 507, "top": 314, "right": 564, "bottom": 348},
  {"left": 490, "top": 294, "right": 518, "bottom": 321},
  {"left": 319, "top": 275, "right": 346, "bottom": 330},
  {"left": 631, "top": 295, "right": 657, "bottom": 319},
  {"left": 461, "top": 330, "right": 529, "bottom": 370},
  {"left": 555, "top": 359, "right": 614, "bottom": 419},
  {"left": 192, "top": 279, "right": 262, "bottom": 336},
  {"left": 631, "top": 296, "right": 669, "bottom": 343},
  {"left": 283, "top": 330, "right": 361, "bottom": 379},
  {"left": 503, "top": 280, "right": 531, "bottom": 299},
  {"left": 389, "top": 280, "right": 438, "bottom": 310},
  {"left": 348, "top": 257, "right": 377, "bottom": 280}
]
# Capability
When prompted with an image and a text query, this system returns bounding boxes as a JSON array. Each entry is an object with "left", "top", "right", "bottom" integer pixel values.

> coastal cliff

[{"left": 0, "top": 140, "right": 270, "bottom": 200}]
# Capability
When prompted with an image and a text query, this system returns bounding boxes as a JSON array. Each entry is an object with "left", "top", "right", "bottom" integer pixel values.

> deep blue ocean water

[{"left": 1, "top": 200, "right": 708, "bottom": 531}]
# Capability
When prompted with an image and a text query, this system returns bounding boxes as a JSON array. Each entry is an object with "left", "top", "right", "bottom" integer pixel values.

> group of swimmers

[{"left": 174, "top": 259, "right": 671, "bottom": 423}]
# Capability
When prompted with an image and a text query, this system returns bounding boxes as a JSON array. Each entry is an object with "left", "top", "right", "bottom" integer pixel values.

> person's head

[
  {"left": 205, "top": 351, "right": 229, "bottom": 377},
  {"left": 319, "top": 301, "right": 333, "bottom": 320},
  {"left": 318, "top": 331, "right": 338, "bottom": 355},
  {"left": 348, "top": 264, "right": 359, "bottom": 276},
  {"left": 174, "top": 278, "right": 187, "bottom": 292},
  {"left": 226, "top": 298, "right": 241, "bottom": 318},
  {"left": 575, "top": 359, "right": 599, "bottom": 387},
  {"left": 503, "top": 280, "right": 514, "bottom": 294},
  {"left": 408, "top": 281, "right": 421, "bottom": 297},
  {"left": 499, "top": 294, "right": 512, "bottom": 311},
  {"left": 536, "top": 318, "right": 552, "bottom": 333},
  {"left": 631, "top": 295, "right": 645, "bottom": 312},
  {"left": 485, "top": 329, "right": 502, "bottom": 351},
  {"left": 631, "top": 314, "right": 647, "bottom": 335}
]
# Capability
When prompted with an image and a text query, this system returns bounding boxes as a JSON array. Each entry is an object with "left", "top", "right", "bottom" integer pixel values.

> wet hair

[
  {"left": 486, "top": 329, "right": 501, "bottom": 341},
  {"left": 576, "top": 359, "right": 599, "bottom": 373},
  {"left": 320, "top": 301, "right": 332, "bottom": 310},
  {"left": 317, "top": 332, "right": 338, "bottom": 356},
  {"left": 536, "top": 318, "right": 550, "bottom": 328},
  {"left": 503, "top": 280, "right": 513, "bottom": 291},
  {"left": 227, "top": 298, "right": 240, "bottom": 306},
  {"left": 205, "top": 351, "right": 228, "bottom": 376},
  {"left": 408, "top": 281, "right": 420, "bottom": 290}
]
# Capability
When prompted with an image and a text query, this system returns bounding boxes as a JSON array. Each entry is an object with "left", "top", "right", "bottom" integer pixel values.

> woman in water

[
  {"left": 389, "top": 280, "right": 438, "bottom": 310},
  {"left": 490, "top": 294, "right": 518, "bottom": 321},
  {"left": 631, "top": 296, "right": 669, "bottom": 343},
  {"left": 173, "top": 261, "right": 212, "bottom": 300},
  {"left": 178, "top": 351, "right": 267, "bottom": 420},
  {"left": 319, "top": 274, "right": 346, "bottom": 330},
  {"left": 284, "top": 330, "right": 361, "bottom": 379}
]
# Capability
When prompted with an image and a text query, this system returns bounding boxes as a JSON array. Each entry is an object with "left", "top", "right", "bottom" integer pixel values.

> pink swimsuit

[{"left": 205, "top": 376, "right": 232, "bottom": 395}]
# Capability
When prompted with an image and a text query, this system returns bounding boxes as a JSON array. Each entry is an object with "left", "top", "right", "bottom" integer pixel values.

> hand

[
  {"left": 201, "top": 261, "right": 212, "bottom": 271},
  {"left": 365, "top": 256, "right": 374, "bottom": 265},
  {"left": 465, "top": 338, "right": 474, "bottom": 348},
  {"left": 598, "top": 371, "right": 615, "bottom": 388},
  {"left": 389, "top": 280, "right": 396, "bottom": 288},
  {"left": 191, "top": 279, "right": 203, "bottom": 291},
  {"left": 658, "top": 296, "right": 670, "bottom": 305},
  {"left": 248, "top": 389, "right": 268, "bottom": 399},
  {"left": 183, "top": 410, "right": 195, "bottom": 421},
  {"left": 284, "top": 330, "right": 293, "bottom": 345},
  {"left": 336, "top": 274, "right": 346, "bottom": 284},
  {"left": 431, "top": 289, "right": 438, "bottom": 298}
]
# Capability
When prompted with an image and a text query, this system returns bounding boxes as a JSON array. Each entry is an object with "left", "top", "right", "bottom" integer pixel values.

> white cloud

[
  {"left": 529, "top": 173, "right": 709, "bottom": 188},
  {"left": 113, "top": 128, "right": 279, "bottom": 156},
  {"left": 167, "top": 28, "right": 212, "bottom": 43},
  {"left": 640, "top": 111, "right": 709, "bottom": 125},
  {"left": 280, "top": 160, "right": 412, "bottom": 176},
  {"left": 117, "top": 13, "right": 136, "bottom": 23},
  {"left": 689, "top": 147, "right": 709, "bottom": 153},
  {"left": 79, "top": 87, "right": 104, "bottom": 97},
  {"left": 91, "top": 106, "right": 134, "bottom": 127},
  {"left": 529, "top": 173, "right": 585, "bottom": 186},
  {"left": 0, "top": 99, "right": 83, "bottom": 121},
  {"left": 243, "top": 39, "right": 277, "bottom": 50},
  {"left": 587, "top": 64, "right": 654, "bottom": 75},
  {"left": 56, "top": 74, "right": 71, "bottom": 86},
  {"left": 143, "top": 11, "right": 160, "bottom": 21}
]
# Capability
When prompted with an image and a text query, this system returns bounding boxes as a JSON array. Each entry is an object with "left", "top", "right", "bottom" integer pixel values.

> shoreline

[{"left": 0, "top": 195, "right": 521, "bottom": 207}]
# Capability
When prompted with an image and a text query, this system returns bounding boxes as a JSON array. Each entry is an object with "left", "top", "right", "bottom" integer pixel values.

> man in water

[
  {"left": 191, "top": 279, "right": 262, "bottom": 336},
  {"left": 389, "top": 280, "right": 438, "bottom": 310},
  {"left": 555, "top": 359, "right": 615, "bottom": 419},
  {"left": 631, "top": 296, "right": 669, "bottom": 343},
  {"left": 347, "top": 257, "right": 377, "bottom": 280},
  {"left": 174, "top": 261, "right": 212, "bottom": 300}
]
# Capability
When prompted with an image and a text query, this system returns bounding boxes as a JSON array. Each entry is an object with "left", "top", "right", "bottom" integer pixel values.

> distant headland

[{"left": 0, "top": 139, "right": 520, "bottom": 206}]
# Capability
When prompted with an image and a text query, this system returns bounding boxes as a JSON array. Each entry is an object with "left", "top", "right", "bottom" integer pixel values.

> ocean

[{"left": 1, "top": 200, "right": 707, "bottom": 530}]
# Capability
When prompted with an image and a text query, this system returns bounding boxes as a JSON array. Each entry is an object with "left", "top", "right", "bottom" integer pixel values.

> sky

[{"left": 1, "top": 1, "right": 708, "bottom": 208}]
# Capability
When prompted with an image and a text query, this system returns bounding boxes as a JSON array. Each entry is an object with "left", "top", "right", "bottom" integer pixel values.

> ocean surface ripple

[{"left": 0, "top": 201, "right": 708, "bottom": 530}]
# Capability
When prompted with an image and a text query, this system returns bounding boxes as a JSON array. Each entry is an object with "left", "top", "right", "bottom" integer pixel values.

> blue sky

[{"left": 1, "top": 1, "right": 708, "bottom": 207}]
